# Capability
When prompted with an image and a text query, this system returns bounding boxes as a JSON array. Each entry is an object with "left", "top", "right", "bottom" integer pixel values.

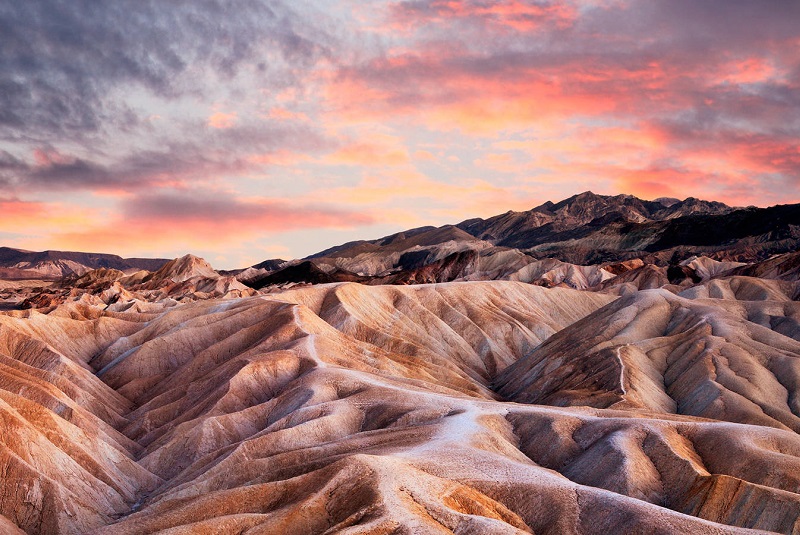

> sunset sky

[{"left": 1, "top": 1, "right": 799, "bottom": 268}]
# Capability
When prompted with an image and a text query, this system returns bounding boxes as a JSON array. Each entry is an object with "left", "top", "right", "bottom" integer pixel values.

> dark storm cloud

[
  {"left": 0, "top": 113, "right": 331, "bottom": 193},
  {"left": 0, "top": 0, "right": 327, "bottom": 140},
  {"left": 7, "top": 121, "right": 328, "bottom": 191},
  {"left": 123, "top": 191, "right": 270, "bottom": 221},
  {"left": 583, "top": 1, "right": 800, "bottom": 49},
  {"left": 120, "top": 190, "right": 375, "bottom": 229},
  {"left": 0, "top": 151, "right": 25, "bottom": 170},
  {"left": 0, "top": 149, "right": 202, "bottom": 192}
]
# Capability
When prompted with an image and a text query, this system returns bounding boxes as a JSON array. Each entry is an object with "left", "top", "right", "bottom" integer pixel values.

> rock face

[
  {"left": 1, "top": 274, "right": 800, "bottom": 534},
  {"left": 241, "top": 193, "right": 800, "bottom": 289},
  {"left": 142, "top": 254, "right": 219, "bottom": 285},
  {"left": 5, "top": 254, "right": 255, "bottom": 311},
  {"left": 0, "top": 247, "right": 169, "bottom": 280},
  {"left": 458, "top": 192, "right": 731, "bottom": 242},
  {"left": 458, "top": 195, "right": 799, "bottom": 265},
  {"left": 729, "top": 251, "right": 800, "bottom": 282}
]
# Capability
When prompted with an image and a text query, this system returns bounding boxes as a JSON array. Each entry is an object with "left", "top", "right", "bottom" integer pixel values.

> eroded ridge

[{"left": 0, "top": 281, "right": 798, "bottom": 534}]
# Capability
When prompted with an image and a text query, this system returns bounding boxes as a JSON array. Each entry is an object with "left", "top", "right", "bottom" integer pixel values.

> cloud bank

[{"left": 1, "top": 0, "right": 797, "bottom": 267}]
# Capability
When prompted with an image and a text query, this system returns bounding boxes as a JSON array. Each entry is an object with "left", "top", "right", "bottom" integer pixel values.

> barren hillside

[{"left": 1, "top": 195, "right": 799, "bottom": 533}]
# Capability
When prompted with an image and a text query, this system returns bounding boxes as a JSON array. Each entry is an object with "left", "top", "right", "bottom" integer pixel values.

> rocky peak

[
  {"left": 147, "top": 254, "right": 218, "bottom": 284},
  {"left": 70, "top": 267, "right": 126, "bottom": 289},
  {"left": 663, "top": 197, "right": 732, "bottom": 218},
  {"left": 655, "top": 197, "right": 681, "bottom": 207},
  {"left": 549, "top": 191, "right": 650, "bottom": 225}
]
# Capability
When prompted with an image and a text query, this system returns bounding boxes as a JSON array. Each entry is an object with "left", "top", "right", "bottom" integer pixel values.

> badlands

[{"left": 1, "top": 193, "right": 800, "bottom": 534}]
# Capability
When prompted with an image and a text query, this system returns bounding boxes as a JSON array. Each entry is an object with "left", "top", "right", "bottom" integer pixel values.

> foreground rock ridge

[{"left": 0, "top": 193, "right": 799, "bottom": 534}]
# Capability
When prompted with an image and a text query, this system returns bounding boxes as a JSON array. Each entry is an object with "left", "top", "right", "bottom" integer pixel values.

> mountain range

[
  {"left": 1, "top": 192, "right": 800, "bottom": 534},
  {"left": 4, "top": 192, "right": 799, "bottom": 288},
  {"left": 0, "top": 247, "right": 169, "bottom": 280},
  {"left": 242, "top": 191, "right": 800, "bottom": 289}
]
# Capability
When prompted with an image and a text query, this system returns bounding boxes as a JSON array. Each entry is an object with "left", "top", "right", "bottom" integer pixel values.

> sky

[{"left": 1, "top": 1, "right": 799, "bottom": 269}]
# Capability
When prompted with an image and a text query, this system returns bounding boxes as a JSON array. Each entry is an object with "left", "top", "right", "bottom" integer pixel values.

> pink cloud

[
  {"left": 49, "top": 191, "right": 376, "bottom": 261},
  {"left": 717, "top": 57, "right": 778, "bottom": 85},
  {"left": 265, "top": 107, "right": 309, "bottom": 122},
  {"left": 389, "top": 0, "right": 577, "bottom": 32},
  {"left": 318, "top": 1, "right": 800, "bottom": 207},
  {"left": 31, "top": 147, "right": 74, "bottom": 167},
  {"left": 0, "top": 197, "right": 48, "bottom": 220},
  {"left": 325, "top": 134, "right": 410, "bottom": 167},
  {"left": 207, "top": 111, "right": 238, "bottom": 129}
]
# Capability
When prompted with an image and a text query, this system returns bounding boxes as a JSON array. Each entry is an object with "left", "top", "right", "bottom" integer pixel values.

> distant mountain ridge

[
  {"left": 2, "top": 192, "right": 798, "bottom": 287},
  {"left": 243, "top": 192, "right": 798, "bottom": 289},
  {"left": 307, "top": 191, "right": 754, "bottom": 268},
  {"left": 12, "top": 254, "right": 254, "bottom": 310},
  {"left": 0, "top": 247, "right": 170, "bottom": 280},
  {"left": 456, "top": 191, "right": 735, "bottom": 249}
]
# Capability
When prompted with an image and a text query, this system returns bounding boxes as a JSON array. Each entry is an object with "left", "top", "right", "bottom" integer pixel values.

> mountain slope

[
  {"left": 457, "top": 192, "right": 732, "bottom": 243},
  {"left": 244, "top": 193, "right": 799, "bottom": 288},
  {"left": 457, "top": 196, "right": 799, "bottom": 264},
  {"left": 496, "top": 289, "right": 800, "bottom": 432},
  {"left": 0, "top": 248, "right": 169, "bottom": 280},
  {"left": 9, "top": 254, "right": 255, "bottom": 310},
  {"left": 1, "top": 282, "right": 799, "bottom": 533}
]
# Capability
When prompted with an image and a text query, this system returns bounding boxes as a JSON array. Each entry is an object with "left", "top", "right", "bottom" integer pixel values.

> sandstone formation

[
  {"left": 0, "top": 275, "right": 797, "bottom": 533},
  {"left": 1, "top": 194, "right": 799, "bottom": 534},
  {"left": 4, "top": 255, "right": 256, "bottom": 311}
]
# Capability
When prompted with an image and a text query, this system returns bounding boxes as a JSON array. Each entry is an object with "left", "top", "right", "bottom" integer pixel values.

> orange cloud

[
  {"left": 305, "top": 169, "right": 541, "bottom": 225},
  {"left": 0, "top": 198, "right": 48, "bottom": 222},
  {"left": 0, "top": 198, "right": 103, "bottom": 248},
  {"left": 316, "top": 2, "right": 800, "bottom": 211},
  {"left": 247, "top": 150, "right": 311, "bottom": 167},
  {"left": 207, "top": 111, "right": 238, "bottom": 129},
  {"left": 474, "top": 152, "right": 520, "bottom": 173},
  {"left": 32, "top": 147, "right": 73, "bottom": 167},
  {"left": 456, "top": 0, "right": 577, "bottom": 31},
  {"left": 265, "top": 107, "right": 309, "bottom": 122},
  {"left": 613, "top": 166, "right": 698, "bottom": 200},
  {"left": 609, "top": 164, "right": 776, "bottom": 207},
  {"left": 413, "top": 149, "right": 437, "bottom": 161},
  {"left": 325, "top": 54, "right": 673, "bottom": 134},
  {"left": 388, "top": 0, "right": 577, "bottom": 33},
  {"left": 325, "top": 134, "right": 410, "bottom": 166},
  {"left": 49, "top": 193, "right": 376, "bottom": 262},
  {"left": 718, "top": 57, "right": 777, "bottom": 85}
]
